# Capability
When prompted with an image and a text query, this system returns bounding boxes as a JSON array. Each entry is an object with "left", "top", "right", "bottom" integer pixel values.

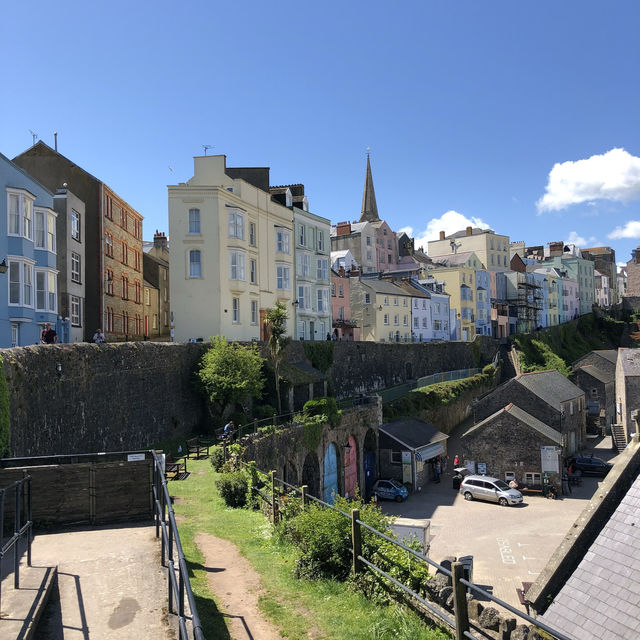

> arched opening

[
  {"left": 283, "top": 459, "right": 298, "bottom": 487},
  {"left": 363, "top": 428, "right": 377, "bottom": 500},
  {"left": 344, "top": 435, "right": 358, "bottom": 499},
  {"left": 301, "top": 452, "right": 320, "bottom": 498},
  {"left": 323, "top": 442, "right": 340, "bottom": 504}
]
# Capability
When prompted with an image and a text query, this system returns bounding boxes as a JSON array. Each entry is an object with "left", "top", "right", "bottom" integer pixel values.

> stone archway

[
  {"left": 283, "top": 459, "right": 298, "bottom": 487},
  {"left": 363, "top": 428, "right": 377, "bottom": 500},
  {"left": 301, "top": 452, "right": 320, "bottom": 498}
]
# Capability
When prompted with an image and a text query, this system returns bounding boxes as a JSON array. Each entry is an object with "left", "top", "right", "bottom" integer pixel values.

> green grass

[
  {"left": 170, "top": 459, "right": 451, "bottom": 639},
  {"left": 513, "top": 313, "right": 628, "bottom": 376}
]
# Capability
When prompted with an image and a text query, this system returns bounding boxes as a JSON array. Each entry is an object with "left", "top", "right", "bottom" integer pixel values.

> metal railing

[
  {"left": 0, "top": 473, "right": 32, "bottom": 616},
  {"left": 240, "top": 462, "right": 572, "bottom": 640},
  {"left": 151, "top": 451, "right": 204, "bottom": 640}
]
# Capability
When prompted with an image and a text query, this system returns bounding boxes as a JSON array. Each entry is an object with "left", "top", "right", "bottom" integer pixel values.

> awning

[{"left": 415, "top": 443, "right": 444, "bottom": 462}]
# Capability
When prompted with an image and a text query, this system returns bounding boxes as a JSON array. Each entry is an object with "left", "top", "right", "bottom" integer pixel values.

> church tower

[{"left": 359, "top": 153, "right": 380, "bottom": 223}]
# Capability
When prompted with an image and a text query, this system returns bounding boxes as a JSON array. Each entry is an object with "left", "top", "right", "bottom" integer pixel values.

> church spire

[{"left": 360, "top": 152, "right": 380, "bottom": 223}]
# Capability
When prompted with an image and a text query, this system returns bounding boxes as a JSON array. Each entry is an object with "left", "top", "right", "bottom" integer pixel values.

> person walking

[
  {"left": 453, "top": 454, "right": 460, "bottom": 468},
  {"left": 93, "top": 328, "right": 105, "bottom": 344},
  {"left": 40, "top": 322, "right": 58, "bottom": 344},
  {"left": 434, "top": 459, "right": 441, "bottom": 483}
]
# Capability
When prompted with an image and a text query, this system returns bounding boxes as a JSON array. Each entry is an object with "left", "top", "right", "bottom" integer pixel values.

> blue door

[
  {"left": 323, "top": 443, "right": 339, "bottom": 504},
  {"left": 364, "top": 452, "right": 375, "bottom": 499}
]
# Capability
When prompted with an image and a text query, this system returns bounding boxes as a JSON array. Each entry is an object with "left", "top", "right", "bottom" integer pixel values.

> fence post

[
  {"left": 351, "top": 508, "right": 362, "bottom": 575},
  {"left": 301, "top": 484, "right": 308, "bottom": 510},
  {"left": 452, "top": 561, "right": 470, "bottom": 640},
  {"left": 270, "top": 470, "right": 278, "bottom": 523}
]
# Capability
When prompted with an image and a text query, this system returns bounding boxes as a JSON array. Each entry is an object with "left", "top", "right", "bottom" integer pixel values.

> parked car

[
  {"left": 459, "top": 475, "right": 523, "bottom": 506},
  {"left": 372, "top": 479, "right": 409, "bottom": 502},
  {"left": 570, "top": 455, "right": 613, "bottom": 477}
]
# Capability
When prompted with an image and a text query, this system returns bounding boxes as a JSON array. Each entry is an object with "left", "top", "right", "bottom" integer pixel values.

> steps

[{"left": 611, "top": 424, "right": 627, "bottom": 453}]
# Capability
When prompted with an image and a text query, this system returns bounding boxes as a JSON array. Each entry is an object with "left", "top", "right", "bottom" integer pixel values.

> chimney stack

[
  {"left": 466, "top": 226, "right": 472, "bottom": 236},
  {"left": 54, "top": 132, "right": 58, "bottom": 152},
  {"left": 154, "top": 230, "right": 168, "bottom": 250},
  {"left": 336, "top": 222, "right": 352, "bottom": 236},
  {"left": 439, "top": 231, "right": 445, "bottom": 240}
]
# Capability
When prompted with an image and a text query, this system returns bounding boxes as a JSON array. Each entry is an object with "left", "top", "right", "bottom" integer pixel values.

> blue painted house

[
  {"left": 475, "top": 269, "right": 492, "bottom": 336},
  {"left": 1, "top": 152, "right": 60, "bottom": 346}
]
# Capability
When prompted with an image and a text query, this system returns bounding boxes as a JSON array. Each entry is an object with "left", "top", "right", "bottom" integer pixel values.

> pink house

[{"left": 330, "top": 268, "right": 360, "bottom": 340}]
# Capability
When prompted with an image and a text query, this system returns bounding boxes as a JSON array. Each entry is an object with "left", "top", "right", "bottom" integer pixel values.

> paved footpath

[
  {"left": 380, "top": 436, "right": 618, "bottom": 613},
  {"left": 31, "top": 523, "right": 174, "bottom": 640}
]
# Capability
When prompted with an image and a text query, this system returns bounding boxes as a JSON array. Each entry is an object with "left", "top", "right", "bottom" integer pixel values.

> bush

[
  {"left": 482, "top": 363, "right": 495, "bottom": 376},
  {"left": 254, "top": 404, "right": 277, "bottom": 420},
  {"left": 303, "top": 397, "right": 340, "bottom": 429},
  {"left": 210, "top": 445, "right": 225, "bottom": 471},
  {"left": 216, "top": 471, "right": 249, "bottom": 508}
]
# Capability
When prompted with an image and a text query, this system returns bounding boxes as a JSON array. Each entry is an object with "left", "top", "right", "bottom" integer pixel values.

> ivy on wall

[
  {"left": 302, "top": 342, "right": 334, "bottom": 374},
  {"left": 0, "top": 357, "right": 11, "bottom": 456}
]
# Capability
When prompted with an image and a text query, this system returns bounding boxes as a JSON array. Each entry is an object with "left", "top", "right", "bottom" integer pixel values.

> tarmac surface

[
  {"left": 29, "top": 522, "right": 174, "bottom": 640},
  {"left": 378, "top": 433, "right": 618, "bottom": 614}
]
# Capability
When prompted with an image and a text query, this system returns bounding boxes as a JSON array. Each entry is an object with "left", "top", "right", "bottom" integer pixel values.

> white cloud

[
  {"left": 536, "top": 148, "right": 640, "bottom": 213},
  {"left": 565, "top": 231, "right": 598, "bottom": 247},
  {"left": 608, "top": 220, "right": 640, "bottom": 239},
  {"left": 408, "top": 210, "right": 490, "bottom": 252}
]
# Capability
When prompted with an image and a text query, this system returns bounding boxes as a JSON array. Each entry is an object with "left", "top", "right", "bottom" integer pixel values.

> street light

[{"left": 0, "top": 259, "right": 7, "bottom": 274}]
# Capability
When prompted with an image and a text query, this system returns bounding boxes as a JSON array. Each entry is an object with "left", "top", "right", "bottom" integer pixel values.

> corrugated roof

[
  {"left": 514, "top": 370, "right": 583, "bottom": 409},
  {"left": 540, "top": 472, "right": 640, "bottom": 639},
  {"left": 380, "top": 418, "right": 448, "bottom": 450}
]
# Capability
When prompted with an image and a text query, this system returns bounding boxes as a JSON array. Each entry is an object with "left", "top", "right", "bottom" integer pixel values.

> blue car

[{"left": 372, "top": 479, "right": 409, "bottom": 502}]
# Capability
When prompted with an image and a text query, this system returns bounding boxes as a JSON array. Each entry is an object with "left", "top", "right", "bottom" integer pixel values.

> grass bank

[
  {"left": 171, "top": 459, "right": 451, "bottom": 640},
  {"left": 513, "top": 313, "right": 627, "bottom": 376}
]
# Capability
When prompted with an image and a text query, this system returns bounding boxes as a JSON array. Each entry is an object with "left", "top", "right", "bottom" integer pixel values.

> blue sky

[{"left": 3, "top": 1, "right": 639, "bottom": 267}]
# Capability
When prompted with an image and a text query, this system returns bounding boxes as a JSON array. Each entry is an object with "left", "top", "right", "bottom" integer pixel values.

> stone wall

[
  {"left": 1, "top": 342, "right": 207, "bottom": 457},
  {"left": 326, "top": 336, "right": 498, "bottom": 399}
]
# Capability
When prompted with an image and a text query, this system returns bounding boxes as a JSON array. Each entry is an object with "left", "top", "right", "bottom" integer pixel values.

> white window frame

[
  {"left": 276, "top": 229, "right": 290, "bottom": 254},
  {"left": 364, "top": 293, "right": 371, "bottom": 304},
  {"left": 35, "top": 269, "right": 57, "bottom": 313},
  {"left": 229, "top": 251, "right": 246, "bottom": 281},
  {"left": 47, "top": 212, "right": 56, "bottom": 252},
  {"left": 317, "top": 288, "right": 329, "bottom": 313},
  {"left": 71, "top": 252, "right": 81, "bottom": 283},
  {"left": 317, "top": 230, "right": 325, "bottom": 252},
  {"left": 249, "top": 221, "right": 256, "bottom": 246},
  {"left": 7, "top": 188, "right": 35, "bottom": 240},
  {"left": 11, "top": 323, "right": 19, "bottom": 347},
  {"left": 72, "top": 209, "right": 81, "bottom": 241},
  {"left": 250, "top": 300, "right": 258, "bottom": 325},
  {"left": 250, "top": 258, "right": 257, "bottom": 284},
  {"left": 35, "top": 209, "right": 45, "bottom": 248},
  {"left": 189, "top": 208, "right": 201, "bottom": 234},
  {"left": 232, "top": 297, "right": 240, "bottom": 323},
  {"left": 228, "top": 210, "right": 244, "bottom": 239},
  {"left": 8, "top": 258, "right": 35, "bottom": 307},
  {"left": 189, "top": 249, "right": 202, "bottom": 278},
  {"left": 316, "top": 258, "right": 328, "bottom": 281},
  {"left": 71, "top": 295, "right": 81, "bottom": 326},
  {"left": 276, "top": 264, "right": 290, "bottom": 290},
  {"left": 298, "top": 224, "right": 306, "bottom": 247}
]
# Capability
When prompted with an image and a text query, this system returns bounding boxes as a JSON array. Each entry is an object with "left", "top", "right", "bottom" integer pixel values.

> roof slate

[
  {"left": 619, "top": 349, "right": 640, "bottom": 376},
  {"left": 380, "top": 418, "right": 448, "bottom": 450},
  {"left": 575, "top": 364, "right": 614, "bottom": 385},
  {"left": 540, "top": 473, "right": 640, "bottom": 639},
  {"left": 514, "top": 371, "right": 582, "bottom": 409}
]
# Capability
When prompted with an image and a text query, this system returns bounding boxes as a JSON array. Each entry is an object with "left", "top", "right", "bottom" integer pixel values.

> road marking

[
  {"left": 522, "top": 555, "right": 537, "bottom": 561},
  {"left": 517, "top": 542, "right": 530, "bottom": 547},
  {"left": 497, "top": 538, "right": 516, "bottom": 564},
  {"left": 528, "top": 571, "right": 540, "bottom": 575}
]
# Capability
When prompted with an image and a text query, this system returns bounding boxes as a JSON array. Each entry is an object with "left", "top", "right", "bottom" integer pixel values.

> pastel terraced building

[{"left": 168, "top": 155, "right": 295, "bottom": 342}]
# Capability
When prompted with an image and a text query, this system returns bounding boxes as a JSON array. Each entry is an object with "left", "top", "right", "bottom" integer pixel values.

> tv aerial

[
  {"left": 29, "top": 129, "right": 38, "bottom": 146},
  {"left": 202, "top": 145, "right": 213, "bottom": 156}
]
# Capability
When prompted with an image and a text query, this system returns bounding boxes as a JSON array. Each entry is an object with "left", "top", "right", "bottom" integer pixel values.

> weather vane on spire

[{"left": 366, "top": 146, "right": 371, "bottom": 158}]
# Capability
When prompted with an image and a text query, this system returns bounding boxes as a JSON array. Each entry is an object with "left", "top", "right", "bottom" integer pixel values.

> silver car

[{"left": 459, "top": 475, "right": 523, "bottom": 506}]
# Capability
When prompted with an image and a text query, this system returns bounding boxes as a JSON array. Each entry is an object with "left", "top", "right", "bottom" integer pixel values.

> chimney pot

[{"left": 466, "top": 226, "right": 472, "bottom": 236}]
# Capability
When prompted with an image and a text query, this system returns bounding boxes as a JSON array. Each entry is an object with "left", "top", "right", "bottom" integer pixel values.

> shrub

[
  {"left": 216, "top": 471, "right": 249, "bottom": 508},
  {"left": 303, "top": 397, "right": 341, "bottom": 429},
  {"left": 482, "top": 363, "right": 495, "bottom": 376},
  {"left": 254, "top": 404, "right": 277, "bottom": 420},
  {"left": 210, "top": 445, "right": 225, "bottom": 471}
]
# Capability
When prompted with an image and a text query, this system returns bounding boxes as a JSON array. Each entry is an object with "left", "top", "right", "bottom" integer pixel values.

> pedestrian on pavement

[
  {"left": 40, "top": 322, "right": 58, "bottom": 344},
  {"left": 93, "top": 328, "right": 105, "bottom": 344},
  {"left": 434, "top": 459, "right": 441, "bottom": 483},
  {"left": 453, "top": 454, "right": 460, "bottom": 468}
]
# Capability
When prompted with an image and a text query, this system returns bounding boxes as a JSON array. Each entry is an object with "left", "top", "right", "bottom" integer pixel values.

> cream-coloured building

[
  {"left": 428, "top": 226, "right": 510, "bottom": 271},
  {"left": 168, "top": 155, "right": 294, "bottom": 342}
]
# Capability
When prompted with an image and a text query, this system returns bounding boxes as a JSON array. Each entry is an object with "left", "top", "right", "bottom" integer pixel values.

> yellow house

[
  {"left": 350, "top": 277, "right": 412, "bottom": 342},
  {"left": 428, "top": 226, "right": 510, "bottom": 271},
  {"left": 426, "top": 252, "right": 485, "bottom": 341},
  {"left": 168, "top": 155, "right": 294, "bottom": 342}
]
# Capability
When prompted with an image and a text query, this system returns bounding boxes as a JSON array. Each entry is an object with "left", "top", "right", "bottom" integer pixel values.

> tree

[
  {"left": 264, "top": 301, "right": 289, "bottom": 414},
  {"left": 197, "top": 336, "right": 264, "bottom": 420}
]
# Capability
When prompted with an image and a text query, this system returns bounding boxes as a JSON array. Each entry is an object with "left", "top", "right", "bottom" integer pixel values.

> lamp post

[{"left": 0, "top": 259, "right": 7, "bottom": 274}]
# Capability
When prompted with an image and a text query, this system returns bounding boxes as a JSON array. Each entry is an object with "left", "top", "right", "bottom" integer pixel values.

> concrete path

[
  {"left": 379, "top": 434, "right": 618, "bottom": 614},
  {"left": 31, "top": 523, "right": 175, "bottom": 640}
]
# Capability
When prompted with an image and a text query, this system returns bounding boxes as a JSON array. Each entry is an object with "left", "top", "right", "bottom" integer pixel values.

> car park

[
  {"left": 460, "top": 475, "right": 523, "bottom": 506},
  {"left": 570, "top": 455, "right": 612, "bottom": 477},
  {"left": 372, "top": 479, "right": 409, "bottom": 502}
]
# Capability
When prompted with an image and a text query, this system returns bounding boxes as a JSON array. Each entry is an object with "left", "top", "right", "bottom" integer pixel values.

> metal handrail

[
  {"left": 0, "top": 474, "right": 33, "bottom": 616},
  {"left": 152, "top": 451, "right": 204, "bottom": 640},
  {"left": 243, "top": 465, "right": 572, "bottom": 640}
]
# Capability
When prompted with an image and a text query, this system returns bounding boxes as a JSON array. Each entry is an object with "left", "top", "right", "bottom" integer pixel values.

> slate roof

[
  {"left": 540, "top": 472, "right": 640, "bottom": 639},
  {"left": 619, "top": 348, "right": 640, "bottom": 376},
  {"left": 463, "top": 403, "right": 562, "bottom": 444},
  {"left": 573, "top": 350, "right": 618, "bottom": 369},
  {"left": 514, "top": 371, "right": 583, "bottom": 409},
  {"left": 360, "top": 278, "right": 410, "bottom": 297},
  {"left": 395, "top": 281, "right": 430, "bottom": 299},
  {"left": 430, "top": 251, "right": 476, "bottom": 267},
  {"left": 575, "top": 364, "right": 614, "bottom": 385},
  {"left": 380, "top": 418, "right": 448, "bottom": 450}
]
